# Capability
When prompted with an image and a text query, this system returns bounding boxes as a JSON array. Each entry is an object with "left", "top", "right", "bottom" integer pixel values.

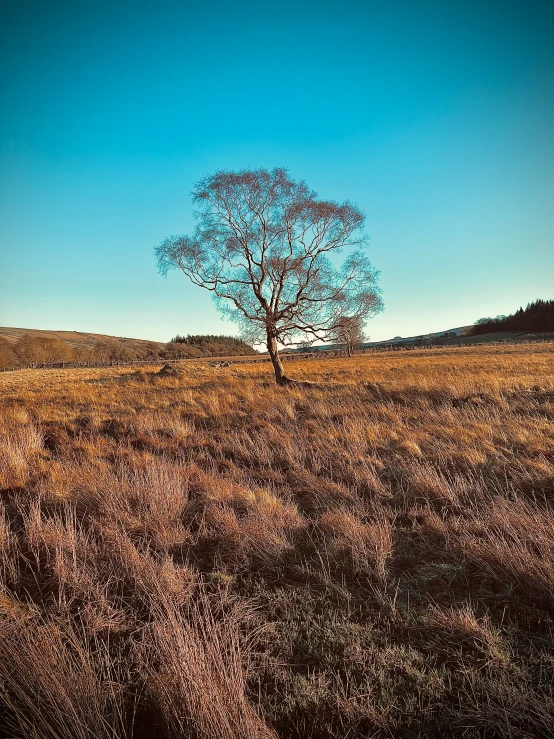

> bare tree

[
  {"left": 155, "top": 168, "right": 382, "bottom": 385},
  {"left": 331, "top": 315, "right": 366, "bottom": 357}
]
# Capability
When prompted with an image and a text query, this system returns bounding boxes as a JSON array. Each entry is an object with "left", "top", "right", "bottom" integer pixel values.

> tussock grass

[{"left": 0, "top": 343, "right": 553, "bottom": 737}]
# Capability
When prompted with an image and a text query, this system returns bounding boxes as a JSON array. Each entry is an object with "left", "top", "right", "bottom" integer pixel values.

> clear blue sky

[{"left": 1, "top": 0, "right": 553, "bottom": 342}]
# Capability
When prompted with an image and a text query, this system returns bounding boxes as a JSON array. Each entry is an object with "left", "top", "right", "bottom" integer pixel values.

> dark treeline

[
  {"left": 470, "top": 299, "right": 554, "bottom": 336},
  {"left": 171, "top": 334, "right": 255, "bottom": 352},
  {"left": 164, "top": 334, "right": 257, "bottom": 359}
]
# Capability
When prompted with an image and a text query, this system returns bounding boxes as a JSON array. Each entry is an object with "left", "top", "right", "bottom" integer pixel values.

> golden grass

[{"left": 0, "top": 343, "right": 553, "bottom": 737}]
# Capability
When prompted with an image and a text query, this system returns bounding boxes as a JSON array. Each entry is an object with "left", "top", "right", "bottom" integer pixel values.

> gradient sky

[{"left": 1, "top": 0, "right": 553, "bottom": 342}]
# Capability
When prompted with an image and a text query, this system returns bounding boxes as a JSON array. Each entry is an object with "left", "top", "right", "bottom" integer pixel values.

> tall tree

[{"left": 156, "top": 168, "right": 382, "bottom": 384}]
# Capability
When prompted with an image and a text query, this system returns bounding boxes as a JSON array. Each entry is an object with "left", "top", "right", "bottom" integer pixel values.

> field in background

[
  {"left": 1, "top": 344, "right": 553, "bottom": 738},
  {"left": 377, "top": 330, "right": 554, "bottom": 348}
]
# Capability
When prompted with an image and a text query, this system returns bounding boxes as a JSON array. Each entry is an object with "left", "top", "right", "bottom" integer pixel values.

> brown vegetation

[
  {"left": 0, "top": 328, "right": 256, "bottom": 369},
  {"left": 0, "top": 343, "right": 553, "bottom": 737}
]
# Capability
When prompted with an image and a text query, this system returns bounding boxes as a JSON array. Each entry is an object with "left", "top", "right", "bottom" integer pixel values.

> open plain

[{"left": 0, "top": 343, "right": 553, "bottom": 738}]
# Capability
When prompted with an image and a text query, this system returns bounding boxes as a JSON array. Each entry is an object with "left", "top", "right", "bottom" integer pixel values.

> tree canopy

[{"left": 156, "top": 168, "right": 382, "bottom": 383}]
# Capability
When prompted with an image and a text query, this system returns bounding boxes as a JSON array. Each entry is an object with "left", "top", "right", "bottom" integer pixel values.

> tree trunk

[{"left": 266, "top": 333, "right": 290, "bottom": 385}]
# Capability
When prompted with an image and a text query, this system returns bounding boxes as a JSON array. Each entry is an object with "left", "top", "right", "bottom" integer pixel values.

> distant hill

[
  {"left": 0, "top": 327, "right": 256, "bottom": 369},
  {"left": 286, "top": 326, "right": 472, "bottom": 352},
  {"left": 285, "top": 321, "right": 553, "bottom": 354},
  {"left": 0, "top": 327, "right": 164, "bottom": 350},
  {"left": 372, "top": 329, "right": 554, "bottom": 349},
  {"left": 373, "top": 325, "right": 470, "bottom": 345}
]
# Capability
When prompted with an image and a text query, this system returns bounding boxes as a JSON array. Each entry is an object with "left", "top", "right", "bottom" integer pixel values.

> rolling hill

[
  {"left": 0, "top": 327, "right": 257, "bottom": 369},
  {"left": 0, "top": 327, "right": 164, "bottom": 351}
]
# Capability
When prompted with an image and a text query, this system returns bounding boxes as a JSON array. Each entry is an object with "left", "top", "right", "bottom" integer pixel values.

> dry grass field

[{"left": 0, "top": 343, "right": 553, "bottom": 738}]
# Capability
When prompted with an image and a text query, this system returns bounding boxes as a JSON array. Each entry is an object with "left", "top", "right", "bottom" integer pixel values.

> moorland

[
  {"left": 0, "top": 329, "right": 257, "bottom": 370},
  {"left": 0, "top": 343, "right": 553, "bottom": 738}
]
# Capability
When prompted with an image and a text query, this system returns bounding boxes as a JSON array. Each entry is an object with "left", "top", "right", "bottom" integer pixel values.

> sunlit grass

[{"left": 0, "top": 342, "right": 553, "bottom": 737}]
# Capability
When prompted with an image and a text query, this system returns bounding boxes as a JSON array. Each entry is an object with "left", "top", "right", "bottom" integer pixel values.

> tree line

[
  {"left": 163, "top": 335, "right": 256, "bottom": 359},
  {"left": 470, "top": 299, "right": 554, "bottom": 335},
  {"left": 0, "top": 334, "right": 257, "bottom": 369}
]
